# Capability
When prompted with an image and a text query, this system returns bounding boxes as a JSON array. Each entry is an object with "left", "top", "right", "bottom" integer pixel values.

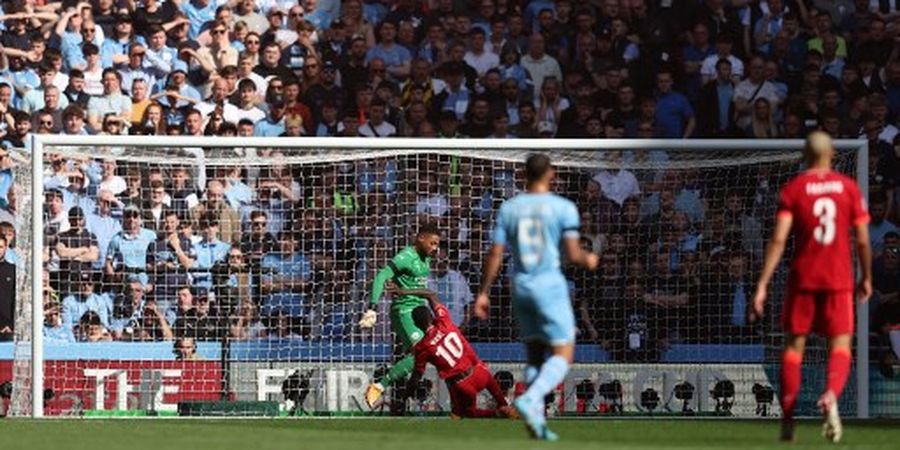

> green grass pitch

[{"left": 1, "top": 419, "right": 899, "bottom": 450}]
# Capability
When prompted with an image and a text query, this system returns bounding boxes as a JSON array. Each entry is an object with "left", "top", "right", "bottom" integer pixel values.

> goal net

[{"left": 4, "top": 136, "right": 878, "bottom": 418}]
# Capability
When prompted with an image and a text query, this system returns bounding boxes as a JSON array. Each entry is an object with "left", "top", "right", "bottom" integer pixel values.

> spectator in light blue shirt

[
  {"left": 303, "top": 0, "right": 333, "bottom": 29},
  {"left": 1, "top": 56, "right": 39, "bottom": 109},
  {"left": 260, "top": 232, "right": 311, "bottom": 317},
  {"left": 86, "top": 190, "right": 122, "bottom": 271},
  {"left": 62, "top": 170, "right": 96, "bottom": 217},
  {"left": 20, "top": 63, "right": 70, "bottom": 114},
  {"left": 223, "top": 166, "right": 253, "bottom": 213},
  {"left": 0, "top": 152, "right": 13, "bottom": 210},
  {"left": 86, "top": 69, "right": 132, "bottom": 133},
  {"left": 105, "top": 205, "right": 156, "bottom": 286},
  {"left": 100, "top": 14, "right": 145, "bottom": 68},
  {"left": 180, "top": 0, "right": 218, "bottom": 40},
  {"left": 118, "top": 45, "right": 157, "bottom": 96},
  {"left": 44, "top": 296, "right": 75, "bottom": 343},
  {"left": 365, "top": 21, "right": 412, "bottom": 80},
  {"left": 254, "top": 95, "right": 286, "bottom": 136},
  {"left": 193, "top": 215, "right": 231, "bottom": 291},
  {"left": 524, "top": 0, "right": 555, "bottom": 32},
  {"left": 362, "top": 0, "right": 388, "bottom": 25},
  {"left": 144, "top": 25, "right": 178, "bottom": 83},
  {"left": 109, "top": 280, "right": 147, "bottom": 334},
  {"left": 61, "top": 272, "right": 113, "bottom": 331},
  {"left": 441, "top": 62, "right": 470, "bottom": 120}
]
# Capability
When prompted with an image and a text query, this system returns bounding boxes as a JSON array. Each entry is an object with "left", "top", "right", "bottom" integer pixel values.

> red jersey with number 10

[
  {"left": 776, "top": 169, "right": 869, "bottom": 291},
  {"left": 413, "top": 304, "right": 481, "bottom": 380}
]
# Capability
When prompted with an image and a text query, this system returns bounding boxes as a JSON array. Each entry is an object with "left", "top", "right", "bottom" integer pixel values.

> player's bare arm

[
  {"left": 750, "top": 214, "right": 793, "bottom": 323},
  {"left": 562, "top": 237, "right": 600, "bottom": 271},
  {"left": 474, "top": 243, "right": 505, "bottom": 320}
]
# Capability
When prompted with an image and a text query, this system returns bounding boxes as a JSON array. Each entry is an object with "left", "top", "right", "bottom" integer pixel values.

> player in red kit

[
  {"left": 750, "top": 131, "right": 872, "bottom": 443},
  {"left": 397, "top": 287, "right": 513, "bottom": 418}
]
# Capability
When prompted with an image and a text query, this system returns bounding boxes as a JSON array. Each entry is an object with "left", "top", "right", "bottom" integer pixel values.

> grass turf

[{"left": 1, "top": 418, "right": 898, "bottom": 450}]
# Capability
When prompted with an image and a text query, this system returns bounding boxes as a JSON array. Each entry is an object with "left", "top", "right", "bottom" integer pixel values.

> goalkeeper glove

[{"left": 359, "top": 309, "right": 377, "bottom": 328}]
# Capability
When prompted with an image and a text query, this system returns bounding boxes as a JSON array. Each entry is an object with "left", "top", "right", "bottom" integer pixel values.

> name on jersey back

[{"left": 805, "top": 181, "right": 844, "bottom": 196}]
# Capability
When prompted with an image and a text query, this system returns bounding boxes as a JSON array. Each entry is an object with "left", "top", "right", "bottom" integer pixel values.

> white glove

[{"left": 358, "top": 309, "right": 377, "bottom": 328}]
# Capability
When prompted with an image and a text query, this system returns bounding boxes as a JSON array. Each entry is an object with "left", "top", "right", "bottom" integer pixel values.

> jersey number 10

[
  {"left": 813, "top": 197, "right": 837, "bottom": 245},
  {"left": 434, "top": 332, "right": 464, "bottom": 368}
]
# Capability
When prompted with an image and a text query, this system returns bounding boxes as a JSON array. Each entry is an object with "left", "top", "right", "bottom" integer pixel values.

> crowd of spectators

[
  {"left": 0, "top": 0, "right": 896, "bottom": 363},
  {"left": 0, "top": 0, "right": 896, "bottom": 143}
]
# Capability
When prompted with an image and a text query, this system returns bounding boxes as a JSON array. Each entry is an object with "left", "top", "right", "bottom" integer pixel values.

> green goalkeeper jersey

[{"left": 370, "top": 246, "right": 431, "bottom": 309}]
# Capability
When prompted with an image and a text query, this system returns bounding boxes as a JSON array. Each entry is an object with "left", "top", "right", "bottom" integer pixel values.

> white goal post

[{"left": 16, "top": 135, "right": 869, "bottom": 418}]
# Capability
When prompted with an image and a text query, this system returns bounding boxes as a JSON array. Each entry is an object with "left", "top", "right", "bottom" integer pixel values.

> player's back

[
  {"left": 778, "top": 170, "right": 869, "bottom": 292},
  {"left": 495, "top": 193, "right": 579, "bottom": 281},
  {"left": 414, "top": 305, "right": 479, "bottom": 380}
]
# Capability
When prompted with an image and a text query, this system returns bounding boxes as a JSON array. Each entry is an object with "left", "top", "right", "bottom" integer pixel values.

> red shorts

[
  {"left": 782, "top": 288, "right": 854, "bottom": 337},
  {"left": 447, "top": 364, "right": 505, "bottom": 417}
]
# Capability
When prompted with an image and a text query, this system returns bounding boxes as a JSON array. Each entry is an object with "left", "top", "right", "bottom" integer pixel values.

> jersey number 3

[
  {"left": 434, "top": 332, "right": 464, "bottom": 368},
  {"left": 813, "top": 197, "right": 837, "bottom": 245}
]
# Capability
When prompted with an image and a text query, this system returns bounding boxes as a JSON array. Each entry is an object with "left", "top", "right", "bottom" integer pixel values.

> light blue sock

[
  {"left": 524, "top": 365, "right": 539, "bottom": 386},
  {"left": 524, "top": 356, "right": 569, "bottom": 405}
]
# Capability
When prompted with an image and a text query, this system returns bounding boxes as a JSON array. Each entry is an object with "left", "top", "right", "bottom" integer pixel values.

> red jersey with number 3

[
  {"left": 413, "top": 305, "right": 480, "bottom": 380},
  {"left": 776, "top": 169, "right": 869, "bottom": 291}
]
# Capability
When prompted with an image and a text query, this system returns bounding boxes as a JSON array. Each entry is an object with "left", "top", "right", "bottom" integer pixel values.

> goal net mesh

[{"left": 5, "top": 142, "right": 868, "bottom": 417}]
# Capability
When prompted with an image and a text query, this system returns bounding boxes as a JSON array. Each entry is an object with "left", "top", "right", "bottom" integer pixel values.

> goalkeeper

[{"left": 359, "top": 223, "right": 441, "bottom": 408}]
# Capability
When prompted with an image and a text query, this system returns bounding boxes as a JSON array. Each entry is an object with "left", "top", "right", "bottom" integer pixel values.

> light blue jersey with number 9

[
  {"left": 492, "top": 193, "right": 580, "bottom": 279},
  {"left": 492, "top": 193, "right": 581, "bottom": 344}
]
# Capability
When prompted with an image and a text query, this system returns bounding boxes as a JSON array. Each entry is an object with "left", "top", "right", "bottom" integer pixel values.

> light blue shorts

[{"left": 512, "top": 274, "right": 575, "bottom": 345}]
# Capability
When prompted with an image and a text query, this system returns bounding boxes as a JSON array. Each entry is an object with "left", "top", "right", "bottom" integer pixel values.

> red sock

[
  {"left": 780, "top": 349, "right": 803, "bottom": 421},
  {"left": 827, "top": 347, "right": 852, "bottom": 398}
]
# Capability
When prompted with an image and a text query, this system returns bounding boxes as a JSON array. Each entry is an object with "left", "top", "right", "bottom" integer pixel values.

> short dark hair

[
  {"left": 38, "top": 61, "right": 56, "bottom": 74},
  {"left": 101, "top": 68, "right": 122, "bottom": 82},
  {"left": 525, "top": 153, "right": 552, "bottom": 183},
  {"left": 82, "top": 43, "right": 99, "bottom": 55},
  {"left": 238, "top": 78, "right": 257, "bottom": 91},
  {"left": 62, "top": 105, "right": 85, "bottom": 121},
  {"left": 417, "top": 222, "right": 440, "bottom": 237},
  {"left": 199, "top": 212, "right": 218, "bottom": 228},
  {"left": 411, "top": 306, "right": 433, "bottom": 332},
  {"left": 220, "top": 65, "right": 237, "bottom": 77}
]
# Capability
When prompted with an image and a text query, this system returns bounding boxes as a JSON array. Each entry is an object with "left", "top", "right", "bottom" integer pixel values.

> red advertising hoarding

[{"left": 0, "top": 360, "right": 221, "bottom": 415}]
